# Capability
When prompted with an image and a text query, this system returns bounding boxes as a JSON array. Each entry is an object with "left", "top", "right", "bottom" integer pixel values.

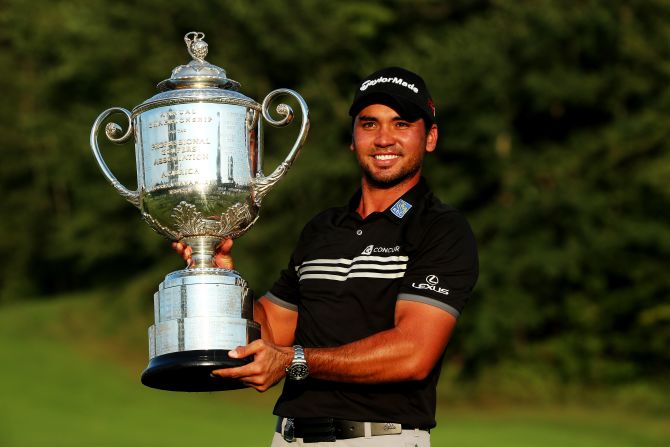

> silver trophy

[{"left": 90, "top": 32, "right": 309, "bottom": 391}]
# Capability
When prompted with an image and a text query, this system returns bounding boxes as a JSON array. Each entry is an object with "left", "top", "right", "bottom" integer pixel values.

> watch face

[{"left": 288, "top": 363, "right": 309, "bottom": 380}]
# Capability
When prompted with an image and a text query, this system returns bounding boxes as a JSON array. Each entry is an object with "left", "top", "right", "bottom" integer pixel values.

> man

[{"left": 175, "top": 67, "right": 478, "bottom": 446}]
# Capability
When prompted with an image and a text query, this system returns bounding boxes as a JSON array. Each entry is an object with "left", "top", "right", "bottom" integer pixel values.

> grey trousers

[{"left": 270, "top": 427, "right": 430, "bottom": 447}]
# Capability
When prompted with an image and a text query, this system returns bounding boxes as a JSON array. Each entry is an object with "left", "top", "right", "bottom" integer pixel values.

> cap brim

[{"left": 349, "top": 93, "right": 427, "bottom": 123}]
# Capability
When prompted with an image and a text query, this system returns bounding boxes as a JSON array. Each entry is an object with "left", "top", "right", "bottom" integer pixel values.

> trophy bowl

[{"left": 90, "top": 32, "right": 309, "bottom": 391}]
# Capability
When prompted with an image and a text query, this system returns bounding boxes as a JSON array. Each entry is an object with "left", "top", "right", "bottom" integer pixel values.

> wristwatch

[{"left": 286, "top": 345, "right": 309, "bottom": 380}]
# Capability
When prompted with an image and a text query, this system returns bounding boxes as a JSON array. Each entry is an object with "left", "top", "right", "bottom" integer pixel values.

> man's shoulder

[
  {"left": 416, "top": 191, "right": 468, "bottom": 226},
  {"left": 300, "top": 204, "right": 349, "bottom": 234},
  {"left": 407, "top": 191, "right": 475, "bottom": 247},
  {"left": 403, "top": 179, "right": 464, "bottom": 224}
]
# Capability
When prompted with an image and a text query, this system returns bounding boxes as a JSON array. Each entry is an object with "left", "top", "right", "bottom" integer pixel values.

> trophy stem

[{"left": 182, "top": 236, "right": 221, "bottom": 269}]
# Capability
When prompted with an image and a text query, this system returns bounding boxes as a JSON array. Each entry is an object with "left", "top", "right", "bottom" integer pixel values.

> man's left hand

[{"left": 211, "top": 340, "right": 293, "bottom": 392}]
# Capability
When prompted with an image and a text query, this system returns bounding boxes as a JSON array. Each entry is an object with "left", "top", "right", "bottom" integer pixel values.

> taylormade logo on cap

[
  {"left": 360, "top": 76, "right": 419, "bottom": 94},
  {"left": 349, "top": 67, "right": 435, "bottom": 123}
]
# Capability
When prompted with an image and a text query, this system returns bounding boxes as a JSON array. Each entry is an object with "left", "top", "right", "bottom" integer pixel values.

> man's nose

[{"left": 374, "top": 125, "right": 394, "bottom": 147}]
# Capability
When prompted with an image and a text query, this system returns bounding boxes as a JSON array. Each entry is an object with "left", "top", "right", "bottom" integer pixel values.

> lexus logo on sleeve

[{"left": 411, "top": 274, "right": 449, "bottom": 296}]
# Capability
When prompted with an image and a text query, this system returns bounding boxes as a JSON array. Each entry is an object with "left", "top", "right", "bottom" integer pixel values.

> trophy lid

[
  {"left": 132, "top": 31, "right": 260, "bottom": 116},
  {"left": 156, "top": 31, "right": 241, "bottom": 91}
]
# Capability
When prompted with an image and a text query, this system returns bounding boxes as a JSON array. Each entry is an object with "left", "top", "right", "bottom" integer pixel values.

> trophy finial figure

[
  {"left": 185, "top": 31, "right": 208, "bottom": 62},
  {"left": 156, "top": 30, "right": 238, "bottom": 92}
]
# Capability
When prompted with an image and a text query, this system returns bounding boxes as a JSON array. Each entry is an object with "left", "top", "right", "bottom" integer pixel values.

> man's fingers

[
  {"left": 210, "top": 364, "right": 271, "bottom": 392},
  {"left": 172, "top": 242, "right": 184, "bottom": 256},
  {"left": 217, "top": 238, "right": 234, "bottom": 254},
  {"left": 211, "top": 365, "right": 251, "bottom": 379},
  {"left": 174, "top": 239, "right": 232, "bottom": 268},
  {"left": 213, "top": 253, "right": 234, "bottom": 269},
  {"left": 209, "top": 340, "right": 286, "bottom": 393},
  {"left": 213, "top": 239, "right": 234, "bottom": 269},
  {"left": 228, "top": 339, "right": 264, "bottom": 359},
  {"left": 172, "top": 241, "right": 193, "bottom": 265}
]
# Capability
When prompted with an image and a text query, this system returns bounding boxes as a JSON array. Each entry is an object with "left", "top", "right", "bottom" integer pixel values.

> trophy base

[{"left": 141, "top": 349, "right": 251, "bottom": 392}]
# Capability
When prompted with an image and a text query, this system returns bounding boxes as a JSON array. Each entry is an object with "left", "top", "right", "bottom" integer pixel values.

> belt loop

[
  {"left": 414, "top": 428, "right": 419, "bottom": 438},
  {"left": 364, "top": 422, "right": 372, "bottom": 439},
  {"left": 283, "top": 417, "right": 296, "bottom": 443}
]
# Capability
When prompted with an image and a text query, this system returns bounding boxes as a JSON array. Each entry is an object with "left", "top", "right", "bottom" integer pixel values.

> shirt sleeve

[
  {"left": 264, "top": 211, "right": 331, "bottom": 311},
  {"left": 265, "top": 254, "right": 300, "bottom": 311},
  {"left": 398, "top": 211, "right": 478, "bottom": 318}
]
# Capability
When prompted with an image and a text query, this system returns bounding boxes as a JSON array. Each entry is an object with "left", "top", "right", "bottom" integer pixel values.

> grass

[
  {"left": 1, "top": 294, "right": 668, "bottom": 447},
  {"left": 0, "top": 294, "right": 278, "bottom": 447},
  {"left": 434, "top": 407, "right": 670, "bottom": 447}
]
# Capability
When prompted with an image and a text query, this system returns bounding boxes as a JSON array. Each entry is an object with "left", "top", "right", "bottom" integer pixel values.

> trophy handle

[
  {"left": 90, "top": 107, "right": 141, "bottom": 208},
  {"left": 252, "top": 89, "right": 310, "bottom": 205}
]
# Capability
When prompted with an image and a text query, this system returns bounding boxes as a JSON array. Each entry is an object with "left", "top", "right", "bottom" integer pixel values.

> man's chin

[{"left": 363, "top": 170, "right": 414, "bottom": 189}]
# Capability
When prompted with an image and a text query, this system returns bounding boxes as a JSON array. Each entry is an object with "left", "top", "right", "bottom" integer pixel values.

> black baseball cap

[{"left": 348, "top": 66, "right": 436, "bottom": 125}]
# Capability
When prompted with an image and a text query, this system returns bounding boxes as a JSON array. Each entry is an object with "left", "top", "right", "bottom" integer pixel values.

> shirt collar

[{"left": 339, "top": 177, "right": 430, "bottom": 225}]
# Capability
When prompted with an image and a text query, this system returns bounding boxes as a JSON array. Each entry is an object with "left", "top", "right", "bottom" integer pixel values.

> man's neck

[{"left": 356, "top": 174, "right": 421, "bottom": 218}]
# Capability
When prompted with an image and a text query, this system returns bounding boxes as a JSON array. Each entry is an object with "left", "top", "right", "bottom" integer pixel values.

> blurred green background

[{"left": 1, "top": 0, "right": 669, "bottom": 446}]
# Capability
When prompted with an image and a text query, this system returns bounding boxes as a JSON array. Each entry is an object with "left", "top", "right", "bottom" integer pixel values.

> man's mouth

[{"left": 373, "top": 154, "right": 399, "bottom": 160}]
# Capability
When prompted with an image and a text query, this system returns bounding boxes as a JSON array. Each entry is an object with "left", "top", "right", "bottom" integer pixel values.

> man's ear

[{"left": 425, "top": 124, "right": 438, "bottom": 153}]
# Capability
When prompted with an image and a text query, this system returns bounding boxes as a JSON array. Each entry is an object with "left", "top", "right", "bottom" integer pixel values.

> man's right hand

[{"left": 171, "top": 239, "right": 235, "bottom": 269}]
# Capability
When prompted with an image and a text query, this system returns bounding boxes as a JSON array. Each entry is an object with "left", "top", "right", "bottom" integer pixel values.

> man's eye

[
  {"left": 361, "top": 122, "right": 375, "bottom": 128},
  {"left": 396, "top": 121, "right": 410, "bottom": 128}
]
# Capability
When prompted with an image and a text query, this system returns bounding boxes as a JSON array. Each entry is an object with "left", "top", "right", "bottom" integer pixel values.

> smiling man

[{"left": 177, "top": 67, "right": 478, "bottom": 446}]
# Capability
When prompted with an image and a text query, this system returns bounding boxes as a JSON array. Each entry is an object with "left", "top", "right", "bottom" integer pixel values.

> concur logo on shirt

[
  {"left": 412, "top": 275, "right": 450, "bottom": 296},
  {"left": 361, "top": 244, "right": 401, "bottom": 255}
]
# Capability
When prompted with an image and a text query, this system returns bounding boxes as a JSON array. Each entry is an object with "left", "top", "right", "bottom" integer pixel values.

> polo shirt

[{"left": 265, "top": 177, "right": 478, "bottom": 429}]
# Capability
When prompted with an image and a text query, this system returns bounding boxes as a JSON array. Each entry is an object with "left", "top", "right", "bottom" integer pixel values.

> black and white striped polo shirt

[
  {"left": 266, "top": 177, "right": 478, "bottom": 429},
  {"left": 266, "top": 177, "right": 478, "bottom": 348}
]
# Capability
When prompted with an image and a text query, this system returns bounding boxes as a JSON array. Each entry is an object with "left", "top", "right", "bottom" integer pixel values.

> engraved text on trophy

[{"left": 137, "top": 103, "right": 257, "bottom": 234}]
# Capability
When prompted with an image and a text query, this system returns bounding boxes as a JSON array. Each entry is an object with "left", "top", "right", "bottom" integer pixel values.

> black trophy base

[{"left": 141, "top": 350, "right": 251, "bottom": 392}]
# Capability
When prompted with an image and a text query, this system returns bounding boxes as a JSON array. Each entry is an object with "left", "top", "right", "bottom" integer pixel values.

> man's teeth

[{"left": 374, "top": 154, "right": 399, "bottom": 160}]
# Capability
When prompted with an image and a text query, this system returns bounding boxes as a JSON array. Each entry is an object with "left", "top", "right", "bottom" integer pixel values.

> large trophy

[{"left": 90, "top": 32, "right": 309, "bottom": 392}]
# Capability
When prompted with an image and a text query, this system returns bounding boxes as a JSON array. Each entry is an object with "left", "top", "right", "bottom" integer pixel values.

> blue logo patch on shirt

[{"left": 390, "top": 199, "right": 412, "bottom": 218}]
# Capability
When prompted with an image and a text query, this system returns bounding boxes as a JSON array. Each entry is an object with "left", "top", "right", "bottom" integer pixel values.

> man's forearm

[
  {"left": 306, "top": 328, "right": 429, "bottom": 383},
  {"left": 255, "top": 297, "right": 297, "bottom": 347},
  {"left": 304, "top": 301, "right": 456, "bottom": 384}
]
